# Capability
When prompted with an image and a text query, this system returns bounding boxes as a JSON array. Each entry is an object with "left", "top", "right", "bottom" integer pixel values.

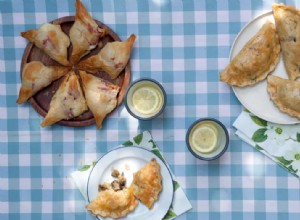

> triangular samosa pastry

[
  {"left": 21, "top": 23, "right": 70, "bottom": 66},
  {"left": 79, "top": 71, "right": 119, "bottom": 129},
  {"left": 69, "top": 0, "right": 106, "bottom": 64},
  {"left": 17, "top": 61, "right": 70, "bottom": 104},
  {"left": 220, "top": 21, "right": 280, "bottom": 87},
  {"left": 267, "top": 75, "right": 300, "bottom": 119},
  {"left": 130, "top": 158, "right": 162, "bottom": 209},
  {"left": 273, "top": 3, "right": 300, "bottom": 80},
  {"left": 41, "top": 71, "right": 88, "bottom": 127},
  {"left": 77, "top": 34, "right": 136, "bottom": 79}
]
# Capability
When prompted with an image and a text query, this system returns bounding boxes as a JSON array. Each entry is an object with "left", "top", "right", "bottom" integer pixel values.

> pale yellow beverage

[
  {"left": 187, "top": 119, "right": 229, "bottom": 160},
  {"left": 126, "top": 80, "right": 165, "bottom": 119},
  {"left": 189, "top": 122, "right": 219, "bottom": 153}
]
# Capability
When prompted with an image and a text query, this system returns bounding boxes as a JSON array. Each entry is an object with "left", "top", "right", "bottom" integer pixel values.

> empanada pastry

[
  {"left": 267, "top": 75, "right": 300, "bottom": 119},
  {"left": 69, "top": 0, "right": 106, "bottom": 64},
  {"left": 17, "top": 61, "right": 70, "bottom": 104},
  {"left": 79, "top": 71, "right": 120, "bottom": 128},
  {"left": 41, "top": 71, "right": 88, "bottom": 127},
  {"left": 21, "top": 23, "right": 70, "bottom": 66},
  {"left": 220, "top": 21, "right": 280, "bottom": 87},
  {"left": 77, "top": 34, "right": 136, "bottom": 79},
  {"left": 130, "top": 158, "right": 162, "bottom": 209},
  {"left": 273, "top": 3, "right": 300, "bottom": 80},
  {"left": 86, "top": 188, "right": 138, "bottom": 219}
]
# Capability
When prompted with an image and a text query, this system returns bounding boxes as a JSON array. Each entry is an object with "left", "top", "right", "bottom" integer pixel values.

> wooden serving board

[{"left": 20, "top": 16, "right": 131, "bottom": 127}]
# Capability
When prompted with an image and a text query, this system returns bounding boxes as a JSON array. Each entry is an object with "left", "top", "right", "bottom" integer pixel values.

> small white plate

[
  {"left": 87, "top": 146, "right": 174, "bottom": 220},
  {"left": 231, "top": 11, "right": 300, "bottom": 124}
]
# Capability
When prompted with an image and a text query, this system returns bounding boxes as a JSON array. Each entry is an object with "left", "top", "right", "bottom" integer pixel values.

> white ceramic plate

[
  {"left": 231, "top": 11, "right": 300, "bottom": 124},
  {"left": 87, "top": 146, "right": 174, "bottom": 220}
]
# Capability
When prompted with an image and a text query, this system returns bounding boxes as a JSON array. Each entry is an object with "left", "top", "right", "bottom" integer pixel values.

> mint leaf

[
  {"left": 122, "top": 140, "right": 133, "bottom": 147},
  {"left": 250, "top": 115, "right": 267, "bottom": 127},
  {"left": 78, "top": 165, "right": 91, "bottom": 171},
  {"left": 133, "top": 133, "right": 143, "bottom": 145},
  {"left": 252, "top": 128, "right": 267, "bottom": 142}
]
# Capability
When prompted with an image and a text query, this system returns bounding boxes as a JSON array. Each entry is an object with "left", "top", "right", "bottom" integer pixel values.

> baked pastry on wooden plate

[
  {"left": 21, "top": 23, "right": 70, "bottom": 66},
  {"left": 69, "top": 0, "right": 107, "bottom": 64},
  {"left": 18, "top": 0, "right": 135, "bottom": 127},
  {"left": 17, "top": 61, "right": 70, "bottom": 104}
]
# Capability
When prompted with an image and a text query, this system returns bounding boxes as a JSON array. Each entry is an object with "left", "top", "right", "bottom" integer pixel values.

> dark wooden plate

[{"left": 20, "top": 16, "right": 131, "bottom": 127}]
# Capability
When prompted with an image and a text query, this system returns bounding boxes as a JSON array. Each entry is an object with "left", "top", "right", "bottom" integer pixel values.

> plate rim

[
  {"left": 230, "top": 10, "right": 300, "bottom": 125},
  {"left": 86, "top": 146, "right": 174, "bottom": 220},
  {"left": 20, "top": 16, "right": 131, "bottom": 127}
]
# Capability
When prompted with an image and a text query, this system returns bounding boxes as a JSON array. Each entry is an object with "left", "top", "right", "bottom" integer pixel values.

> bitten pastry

[
  {"left": 130, "top": 158, "right": 162, "bottom": 209},
  {"left": 17, "top": 61, "right": 70, "bottom": 104},
  {"left": 86, "top": 188, "right": 138, "bottom": 219},
  {"left": 21, "top": 23, "right": 70, "bottom": 66},
  {"left": 273, "top": 3, "right": 300, "bottom": 80},
  {"left": 41, "top": 71, "right": 88, "bottom": 127},
  {"left": 220, "top": 21, "right": 280, "bottom": 87},
  {"left": 267, "top": 75, "right": 300, "bottom": 119},
  {"left": 79, "top": 71, "right": 120, "bottom": 128},
  {"left": 77, "top": 34, "right": 136, "bottom": 79},
  {"left": 69, "top": 0, "right": 106, "bottom": 64}
]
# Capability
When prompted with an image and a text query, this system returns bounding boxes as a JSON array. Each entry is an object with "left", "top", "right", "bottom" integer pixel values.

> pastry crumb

[{"left": 124, "top": 164, "right": 130, "bottom": 170}]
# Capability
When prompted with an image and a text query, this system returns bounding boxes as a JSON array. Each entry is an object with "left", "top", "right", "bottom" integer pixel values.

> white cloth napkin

[
  {"left": 71, "top": 131, "right": 192, "bottom": 219},
  {"left": 233, "top": 110, "right": 300, "bottom": 178}
]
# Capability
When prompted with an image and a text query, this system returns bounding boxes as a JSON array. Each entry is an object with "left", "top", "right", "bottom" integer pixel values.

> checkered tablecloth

[{"left": 1, "top": 0, "right": 300, "bottom": 219}]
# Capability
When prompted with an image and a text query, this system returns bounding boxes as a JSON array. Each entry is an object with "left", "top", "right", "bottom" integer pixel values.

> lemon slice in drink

[
  {"left": 132, "top": 86, "right": 162, "bottom": 115},
  {"left": 190, "top": 123, "right": 218, "bottom": 153}
]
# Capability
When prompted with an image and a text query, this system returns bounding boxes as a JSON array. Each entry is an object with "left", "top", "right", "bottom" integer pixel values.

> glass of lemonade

[
  {"left": 186, "top": 118, "right": 229, "bottom": 160},
  {"left": 125, "top": 78, "right": 167, "bottom": 120}
]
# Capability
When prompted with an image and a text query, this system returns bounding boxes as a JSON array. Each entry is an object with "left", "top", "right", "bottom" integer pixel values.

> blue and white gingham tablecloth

[{"left": 1, "top": 0, "right": 300, "bottom": 219}]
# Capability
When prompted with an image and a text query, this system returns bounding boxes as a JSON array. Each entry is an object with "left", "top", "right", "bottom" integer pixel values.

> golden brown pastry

[
  {"left": 69, "top": 0, "right": 106, "bottom": 64},
  {"left": 17, "top": 61, "right": 70, "bottom": 104},
  {"left": 220, "top": 21, "right": 280, "bottom": 87},
  {"left": 41, "top": 71, "right": 88, "bottom": 127},
  {"left": 86, "top": 188, "right": 138, "bottom": 219},
  {"left": 21, "top": 23, "right": 70, "bottom": 66},
  {"left": 77, "top": 34, "right": 136, "bottom": 79},
  {"left": 273, "top": 3, "right": 300, "bottom": 80},
  {"left": 79, "top": 71, "right": 120, "bottom": 128},
  {"left": 130, "top": 158, "right": 162, "bottom": 209},
  {"left": 267, "top": 75, "right": 300, "bottom": 119}
]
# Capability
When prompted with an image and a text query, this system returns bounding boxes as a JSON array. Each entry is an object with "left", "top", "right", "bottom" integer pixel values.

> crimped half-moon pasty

[
  {"left": 220, "top": 21, "right": 280, "bottom": 87},
  {"left": 79, "top": 71, "right": 119, "bottom": 128},
  {"left": 267, "top": 75, "right": 300, "bottom": 119},
  {"left": 86, "top": 188, "right": 138, "bottom": 219},
  {"left": 41, "top": 71, "right": 88, "bottom": 127},
  {"left": 21, "top": 23, "right": 70, "bottom": 66},
  {"left": 130, "top": 158, "right": 162, "bottom": 209},
  {"left": 17, "top": 61, "right": 70, "bottom": 104},
  {"left": 77, "top": 34, "right": 136, "bottom": 79},
  {"left": 69, "top": 0, "right": 106, "bottom": 64},
  {"left": 273, "top": 3, "right": 300, "bottom": 80}
]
